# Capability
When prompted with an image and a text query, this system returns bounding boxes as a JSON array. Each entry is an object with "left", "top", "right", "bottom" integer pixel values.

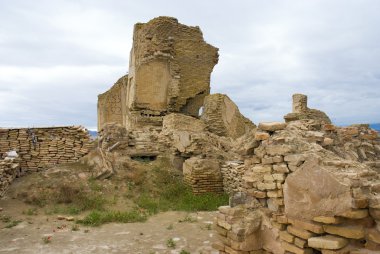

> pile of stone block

[
  {"left": 183, "top": 157, "right": 224, "bottom": 194},
  {"left": 0, "top": 126, "right": 91, "bottom": 172},
  {"left": 221, "top": 161, "right": 245, "bottom": 194},
  {"left": 0, "top": 156, "right": 22, "bottom": 197},
  {"left": 213, "top": 115, "right": 380, "bottom": 253}
]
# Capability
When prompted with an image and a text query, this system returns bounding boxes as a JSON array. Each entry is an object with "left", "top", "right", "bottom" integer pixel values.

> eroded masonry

[
  {"left": 94, "top": 17, "right": 380, "bottom": 253},
  {"left": 0, "top": 126, "right": 91, "bottom": 197}
]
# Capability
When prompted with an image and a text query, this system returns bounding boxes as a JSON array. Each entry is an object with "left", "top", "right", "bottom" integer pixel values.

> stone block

[
  {"left": 258, "top": 122, "right": 287, "bottom": 132},
  {"left": 255, "top": 132, "right": 270, "bottom": 141},
  {"left": 279, "top": 230, "right": 294, "bottom": 243},
  {"left": 338, "top": 209, "right": 368, "bottom": 219},
  {"left": 308, "top": 235, "right": 349, "bottom": 250},
  {"left": 294, "top": 237, "right": 307, "bottom": 248},
  {"left": 290, "top": 219, "right": 324, "bottom": 234},
  {"left": 313, "top": 216, "right": 343, "bottom": 224},
  {"left": 287, "top": 225, "right": 315, "bottom": 240},
  {"left": 323, "top": 225, "right": 365, "bottom": 239},
  {"left": 281, "top": 241, "right": 313, "bottom": 254}
]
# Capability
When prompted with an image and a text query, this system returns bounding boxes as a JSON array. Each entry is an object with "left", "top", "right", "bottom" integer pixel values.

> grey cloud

[{"left": 0, "top": 0, "right": 379, "bottom": 128}]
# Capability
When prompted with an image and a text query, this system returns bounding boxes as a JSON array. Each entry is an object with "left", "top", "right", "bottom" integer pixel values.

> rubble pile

[
  {"left": 213, "top": 94, "right": 380, "bottom": 253},
  {"left": 0, "top": 153, "right": 22, "bottom": 197}
]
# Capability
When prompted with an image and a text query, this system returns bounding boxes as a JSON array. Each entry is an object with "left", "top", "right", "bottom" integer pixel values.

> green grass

[
  {"left": 166, "top": 238, "right": 176, "bottom": 248},
  {"left": 77, "top": 210, "right": 147, "bottom": 226},
  {"left": 135, "top": 167, "right": 228, "bottom": 214},
  {"left": 5, "top": 220, "right": 22, "bottom": 228},
  {"left": 23, "top": 208, "right": 38, "bottom": 216}
]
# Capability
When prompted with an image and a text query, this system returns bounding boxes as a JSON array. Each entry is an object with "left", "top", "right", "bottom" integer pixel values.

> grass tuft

[{"left": 77, "top": 210, "right": 147, "bottom": 227}]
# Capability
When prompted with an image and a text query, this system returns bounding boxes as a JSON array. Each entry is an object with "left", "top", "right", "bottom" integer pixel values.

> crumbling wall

[
  {"left": 0, "top": 156, "right": 22, "bottom": 197},
  {"left": 201, "top": 93, "right": 255, "bottom": 139},
  {"left": 0, "top": 127, "right": 91, "bottom": 173},
  {"left": 183, "top": 157, "right": 224, "bottom": 194},
  {"left": 214, "top": 93, "right": 380, "bottom": 253},
  {"left": 105, "top": 16, "right": 217, "bottom": 129},
  {"left": 97, "top": 75, "right": 127, "bottom": 130}
]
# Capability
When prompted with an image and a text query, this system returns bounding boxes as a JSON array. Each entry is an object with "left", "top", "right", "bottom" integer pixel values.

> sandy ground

[{"left": 0, "top": 199, "right": 219, "bottom": 254}]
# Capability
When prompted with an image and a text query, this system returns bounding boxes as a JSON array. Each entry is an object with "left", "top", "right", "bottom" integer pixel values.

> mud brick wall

[{"left": 0, "top": 126, "right": 91, "bottom": 172}]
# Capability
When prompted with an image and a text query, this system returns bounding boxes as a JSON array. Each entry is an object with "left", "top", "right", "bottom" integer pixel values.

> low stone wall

[
  {"left": 183, "top": 157, "right": 224, "bottom": 194},
  {"left": 0, "top": 126, "right": 91, "bottom": 172},
  {"left": 0, "top": 157, "right": 22, "bottom": 197}
]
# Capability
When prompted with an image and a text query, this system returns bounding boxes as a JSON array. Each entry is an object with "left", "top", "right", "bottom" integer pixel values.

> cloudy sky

[{"left": 0, "top": 0, "right": 379, "bottom": 129}]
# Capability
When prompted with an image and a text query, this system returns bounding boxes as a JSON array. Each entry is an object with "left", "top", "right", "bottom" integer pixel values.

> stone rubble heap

[
  {"left": 91, "top": 17, "right": 380, "bottom": 253},
  {"left": 213, "top": 96, "right": 380, "bottom": 253},
  {"left": 0, "top": 154, "right": 22, "bottom": 197}
]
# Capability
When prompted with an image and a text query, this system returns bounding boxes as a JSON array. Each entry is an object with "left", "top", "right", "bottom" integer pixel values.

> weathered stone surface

[
  {"left": 367, "top": 228, "right": 380, "bottom": 244},
  {"left": 97, "top": 75, "right": 127, "bottom": 130},
  {"left": 201, "top": 93, "right": 255, "bottom": 139},
  {"left": 163, "top": 113, "right": 206, "bottom": 133},
  {"left": 284, "top": 158, "right": 353, "bottom": 220},
  {"left": 290, "top": 219, "right": 324, "bottom": 234},
  {"left": 98, "top": 17, "right": 219, "bottom": 129},
  {"left": 313, "top": 216, "right": 343, "bottom": 224},
  {"left": 281, "top": 241, "right": 313, "bottom": 254},
  {"left": 279, "top": 230, "right": 295, "bottom": 243},
  {"left": 323, "top": 225, "right": 365, "bottom": 239},
  {"left": 287, "top": 225, "right": 315, "bottom": 240},
  {"left": 183, "top": 157, "right": 223, "bottom": 194},
  {"left": 258, "top": 122, "right": 287, "bottom": 132},
  {"left": 308, "top": 235, "right": 349, "bottom": 250},
  {"left": 338, "top": 209, "right": 369, "bottom": 219}
]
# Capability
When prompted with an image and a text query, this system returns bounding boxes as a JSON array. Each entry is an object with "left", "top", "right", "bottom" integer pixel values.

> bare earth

[{"left": 0, "top": 199, "right": 218, "bottom": 254}]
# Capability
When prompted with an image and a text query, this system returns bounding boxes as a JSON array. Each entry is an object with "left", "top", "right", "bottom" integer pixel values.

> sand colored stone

[
  {"left": 308, "top": 235, "right": 349, "bottom": 250},
  {"left": 201, "top": 93, "right": 255, "bottom": 139}
]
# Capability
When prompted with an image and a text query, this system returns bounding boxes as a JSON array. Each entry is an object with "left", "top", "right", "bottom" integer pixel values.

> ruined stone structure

[
  {"left": 97, "top": 75, "right": 128, "bottom": 130},
  {"left": 284, "top": 93, "right": 332, "bottom": 124},
  {"left": 214, "top": 117, "right": 380, "bottom": 253},
  {"left": 0, "top": 154, "right": 21, "bottom": 197},
  {"left": 98, "top": 16, "right": 219, "bottom": 130},
  {"left": 93, "top": 17, "right": 380, "bottom": 253},
  {"left": 201, "top": 94, "right": 255, "bottom": 139},
  {"left": 0, "top": 126, "right": 91, "bottom": 197}
]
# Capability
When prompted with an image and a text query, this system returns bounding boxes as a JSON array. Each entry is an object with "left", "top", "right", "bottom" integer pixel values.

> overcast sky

[{"left": 0, "top": 0, "right": 379, "bottom": 129}]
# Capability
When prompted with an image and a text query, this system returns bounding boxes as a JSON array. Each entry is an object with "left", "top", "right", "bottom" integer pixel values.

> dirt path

[{"left": 0, "top": 199, "right": 218, "bottom": 254}]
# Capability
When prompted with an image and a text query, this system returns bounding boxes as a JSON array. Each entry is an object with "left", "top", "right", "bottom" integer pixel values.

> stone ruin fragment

[
  {"left": 98, "top": 16, "right": 219, "bottom": 130},
  {"left": 93, "top": 16, "right": 380, "bottom": 253}
]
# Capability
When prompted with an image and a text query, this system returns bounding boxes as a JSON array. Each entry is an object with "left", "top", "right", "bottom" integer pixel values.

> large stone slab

[
  {"left": 283, "top": 158, "right": 353, "bottom": 220},
  {"left": 308, "top": 235, "right": 349, "bottom": 250}
]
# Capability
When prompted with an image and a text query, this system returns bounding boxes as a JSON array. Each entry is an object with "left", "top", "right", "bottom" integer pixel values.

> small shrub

[
  {"left": 5, "top": 220, "right": 21, "bottom": 228},
  {"left": 42, "top": 236, "right": 52, "bottom": 244},
  {"left": 71, "top": 224, "right": 80, "bottom": 231},
  {"left": 0, "top": 215, "right": 11, "bottom": 223},
  {"left": 77, "top": 210, "right": 147, "bottom": 226},
  {"left": 180, "top": 250, "right": 190, "bottom": 254},
  {"left": 23, "top": 208, "right": 38, "bottom": 216},
  {"left": 166, "top": 238, "right": 176, "bottom": 248},
  {"left": 179, "top": 214, "right": 197, "bottom": 223}
]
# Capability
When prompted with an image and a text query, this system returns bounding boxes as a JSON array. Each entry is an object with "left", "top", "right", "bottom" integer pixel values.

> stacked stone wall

[
  {"left": 214, "top": 120, "right": 380, "bottom": 253},
  {"left": 0, "top": 126, "right": 91, "bottom": 173},
  {"left": 0, "top": 157, "right": 21, "bottom": 197}
]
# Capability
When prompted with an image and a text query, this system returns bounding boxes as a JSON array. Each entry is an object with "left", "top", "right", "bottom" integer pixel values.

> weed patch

[{"left": 77, "top": 210, "right": 147, "bottom": 226}]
